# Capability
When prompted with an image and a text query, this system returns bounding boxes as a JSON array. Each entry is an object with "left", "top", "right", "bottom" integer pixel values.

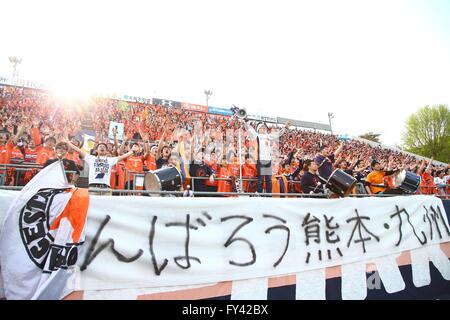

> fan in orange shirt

[
  {"left": 123, "top": 143, "right": 145, "bottom": 190},
  {"left": 205, "top": 151, "right": 219, "bottom": 191},
  {"left": 145, "top": 145, "right": 158, "bottom": 172},
  {"left": 216, "top": 156, "right": 240, "bottom": 196},
  {"left": 31, "top": 126, "right": 56, "bottom": 165},
  {"left": 0, "top": 131, "right": 13, "bottom": 166},
  {"left": 7, "top": 143, "right": 24, "bottom": 186},
  {"left": 365, "top": 159, "right": 398, "bottom": 194},
  {"left": 416, "top": 158, "right": 437, "bottom": 195},
  {"left": 1, "top": 124, "right": 26, "bottom": 185},
  {"left": 0, "top": 131, "right": 14, "bottom": 185}
]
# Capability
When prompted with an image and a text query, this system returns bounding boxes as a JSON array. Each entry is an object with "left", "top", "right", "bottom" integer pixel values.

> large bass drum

[
  {"left": 387, "top": 170, "right": 421, "bottom": 194},
  {"left": 144, "top": 166, "right": 182, "bottom": 196},
  {"left": 326, "top": 169, "right": 357, "bottom": 197}
]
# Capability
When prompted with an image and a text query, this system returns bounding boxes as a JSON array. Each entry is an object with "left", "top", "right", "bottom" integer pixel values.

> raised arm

[
  {"left": 245, "top": 121, "right": 257, "bottom": 140},
  {"left": 118, "top": 134, "right": 128, "bottom": 155},
  {"left": 349, "top": 156, "right": 362, "bottom": 171},
  {"left": 12, "top": 123, "right": 26, "bottom": 144},
  {"left": 63, "top": 137, "right": 86, "bottom": 159},
  {"left": 156, "top": 128, "right": 167, "bottom": 160},
  {"left": 117, "top": 146, "right": 135, "bottom": 162},
  {"left": 417, "top": 159, "right": 426, "bottom": 175},
  {"left": 112, "top": 127, "right": 119, "bottom": 156},
  {"left": 143, "top": 135, "right": 150, "bottom": 158},
  {"left": 333, "top": 142, "right": 344, "bottom": 158},
  {"left": 32, "top": 119, "right": 42, "bottom": 147}
]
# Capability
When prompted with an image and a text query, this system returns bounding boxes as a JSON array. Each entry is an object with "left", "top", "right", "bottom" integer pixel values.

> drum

[
  {"left": 144, "top": 166, "right": 182, "bottom": 196},
  {"left": 388, "top": 170, "right": 421, "bottom": 194},
  {"left": 326, "top": 169, "right": 357, "bottom": 197},
  {"left": 385, "top": 170, "right": 403, "bottom": 189}
]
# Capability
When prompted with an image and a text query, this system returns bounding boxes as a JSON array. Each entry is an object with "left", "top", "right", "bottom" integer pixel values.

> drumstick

[
  {"left": 312, "top": 175, "right": 328, "bottom": 193},
  {"left": 364, "top": 180, "right": 386, "bottom": 188}
]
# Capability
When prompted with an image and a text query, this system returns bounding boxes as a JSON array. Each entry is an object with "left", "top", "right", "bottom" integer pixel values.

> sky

[{"left": 1, "top": 0, "right": 450, "bottom": 147}]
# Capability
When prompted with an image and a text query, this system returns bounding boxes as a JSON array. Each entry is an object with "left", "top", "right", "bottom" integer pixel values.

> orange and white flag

[{"left": 0, "top": 161, "right": 90, "bottom": 300}]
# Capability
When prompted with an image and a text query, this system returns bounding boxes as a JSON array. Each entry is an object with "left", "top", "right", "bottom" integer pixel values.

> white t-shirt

[
  {"left": 434, "top": 177, "right": 445, "bottom": 187},
  {"left": 246, "top": 124, "right": 282, "bottom": 162},
  {"left": 84, "top": 154, "right": 118, "bottom": 187},
  {"left": 258, "top": 134, "right": 271, "bottom": 161}
]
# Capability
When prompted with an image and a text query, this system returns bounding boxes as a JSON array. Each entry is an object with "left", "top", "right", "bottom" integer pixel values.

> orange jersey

[
  {"left": 9, "top": 146, "right": 24, "bottom": 163},
  {"left": 23, "top": 147, "right": 38, "bottom": 163},
  {"left": 228, "top": 163, "right": 240, "bottom": 178},
  {"left": 420, "top": 173, "right": 436, "bottom": 195},
  {"left": 145, "top": 155, "right": 157, "bottom": 171},
  {"left": 271, "top": 175, "right": 289, "bottom": 198},
  {"left": 242, "top": 163, "right": 257, "bottom": 192},
  {"left": 217, "top": 164, "right": 239, "bottom": 195},
  {"left": 242, "top": 163, "right": 257, "bottom": 178},
  {"left": 22, "top": 147, "right": 39, "bottom": 183},
  {"left": 0, "top": 141, "right": 13, "bottom": 165},
  {"left": 124, "top": 155, "right": 144, "bottom": 183},
  {"left": 126, "top": 155, "right": 144, "bottom": 172},
  {"left": 32, "top": 127, "right": 41, "bottom": 146},
  {"left": 117, "top": 161, "right": 126, "bottom": 189},
  {"left": 36, "top": 146, "right": 56, "bottom": 165},
  {"left": 110, "top": 163, "right": 117, "bottom": 189},
  {"left": 366, "top": 171, "right": 386, "bottom": 194},
  {"left": 217, "top": 166, "right": 233, "bottom": 193},
  {"left": 32, "top": 127, "right": 56, "bottom": 165}
]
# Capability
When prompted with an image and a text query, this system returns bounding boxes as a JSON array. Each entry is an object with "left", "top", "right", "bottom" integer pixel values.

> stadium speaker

[{"left": 231, "top": 105, "right": 247, "bottom": 119}]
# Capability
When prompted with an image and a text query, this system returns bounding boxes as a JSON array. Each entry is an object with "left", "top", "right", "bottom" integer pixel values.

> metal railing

[
  {"left": 1, "top": 163, "right": 449, "bottom": 199},
  {"left": 1, "top": 184, "right": 448, "bottom": 199},
  {"left": 0, "top": 163, "right": 77, "bottom": 187},
  {"left": 87, "top": 188, "right": 404, "bottom": 198}
]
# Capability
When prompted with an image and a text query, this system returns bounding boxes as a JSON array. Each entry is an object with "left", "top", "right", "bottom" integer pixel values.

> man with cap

[{"left": 365, "top": 159, "right": 398, "bottom": 194}]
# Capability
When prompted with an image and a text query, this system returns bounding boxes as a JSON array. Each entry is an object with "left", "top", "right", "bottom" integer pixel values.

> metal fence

[
  {"left": 0, "top": 163, "right": 77, "bottom": 187},
  {"left": 1, "top": 163, "right": 449, "bottom": 199}
]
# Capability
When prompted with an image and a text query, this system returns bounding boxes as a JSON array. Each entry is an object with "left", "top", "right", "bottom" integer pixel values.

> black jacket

[{"left": 301, "top": 171, "right": 324, "bottom": 194}]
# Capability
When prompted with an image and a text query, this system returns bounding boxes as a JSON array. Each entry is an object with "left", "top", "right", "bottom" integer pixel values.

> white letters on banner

[{"left": 0, "top": 193, "right": 449, "bottom": 296}]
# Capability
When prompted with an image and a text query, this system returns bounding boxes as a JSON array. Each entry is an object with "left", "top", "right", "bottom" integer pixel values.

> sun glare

[{"left": 49, "top": 79, "right": 96, "bottom": 104}]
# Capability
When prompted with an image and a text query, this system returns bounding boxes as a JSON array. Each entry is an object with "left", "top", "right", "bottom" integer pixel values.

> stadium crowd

[{"left": 1, "top": 84, "right": 449, "bottom": 197}]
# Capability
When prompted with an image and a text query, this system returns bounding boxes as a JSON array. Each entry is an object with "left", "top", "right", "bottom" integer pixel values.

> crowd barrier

[{"left": 1, "top": 163, "right": 449, "bottom": 199}]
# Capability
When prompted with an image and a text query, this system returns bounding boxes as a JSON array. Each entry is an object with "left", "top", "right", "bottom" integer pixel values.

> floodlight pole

[
  {"left": 9, "top": 56, "right": 22, "bottom": 79},
  {"left": 204, "top": 89, "right": 213, "bottom": 107},
  {"left": 328, "top": 112, "right": 334, "bottom": 135}
]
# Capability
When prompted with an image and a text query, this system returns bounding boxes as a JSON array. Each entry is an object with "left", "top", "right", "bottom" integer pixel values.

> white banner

[
  {"left": 0, "top": 193, "right": 449, "bottom": 295},
  {"left": 0, "top": 162, "right": 89, "bottom": 300}
]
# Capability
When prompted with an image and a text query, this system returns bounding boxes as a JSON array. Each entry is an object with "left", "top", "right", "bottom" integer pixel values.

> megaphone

[{"left": 231, "top": 105, "right": 247, "bottom": 119}]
